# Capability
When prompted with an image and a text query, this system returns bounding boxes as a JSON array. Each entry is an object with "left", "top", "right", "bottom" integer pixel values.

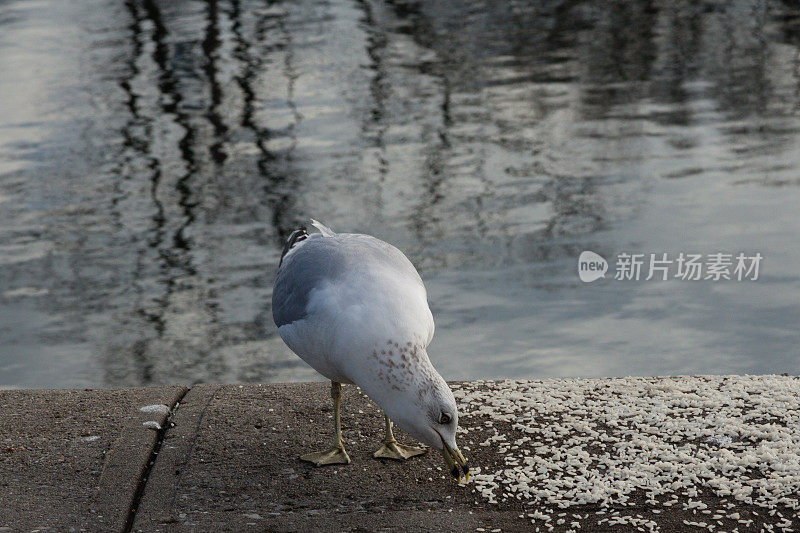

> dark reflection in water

[{"left": 0, "top": 0, "right": 799, "bottom": 388}]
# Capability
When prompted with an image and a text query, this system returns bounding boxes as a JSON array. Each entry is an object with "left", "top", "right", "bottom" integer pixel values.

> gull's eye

[{"left": 439, "top": 412, "right": 452, "bottom": 425}]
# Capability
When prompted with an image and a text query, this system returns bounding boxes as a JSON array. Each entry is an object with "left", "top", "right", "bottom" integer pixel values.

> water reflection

[{"left": 0, "top": 0, "right": 798, "bottom": 388}]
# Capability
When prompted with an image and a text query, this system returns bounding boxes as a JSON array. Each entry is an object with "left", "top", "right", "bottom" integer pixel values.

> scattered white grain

[
  {"left": 453, "top": 376, "right": 800, "bottom": 526},
  {"left": 139, "top": 404, "right": 170, "bottom": 415}
]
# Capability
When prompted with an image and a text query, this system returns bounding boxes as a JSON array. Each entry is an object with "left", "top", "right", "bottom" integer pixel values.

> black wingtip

[
  {"left": 462, "top": 462, "right": 469, "bottom": 477},
  {"left": 279, "top": 227, "right": 308, "bottom": 266},
  {"left": 450, "top": 465, "right": 460, "bottom": 478}
]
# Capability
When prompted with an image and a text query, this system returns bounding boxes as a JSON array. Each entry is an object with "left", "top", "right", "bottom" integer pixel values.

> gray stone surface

[
  {"left": 3, "top": 379, "right": 800, "bottom": 532},
  {"left": 0, "top": 386, "right": 186, "bottom": 532},
  {"left": 131, "top": 380, "right": 800, "bottom": 533},
  {"left": 132, "top": 383, "right": 507, "bottom": 532}
]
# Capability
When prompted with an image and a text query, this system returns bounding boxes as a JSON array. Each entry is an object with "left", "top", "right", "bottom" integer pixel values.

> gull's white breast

[{"left": 273, "top": 231, "right": 435, "bottom": 386}]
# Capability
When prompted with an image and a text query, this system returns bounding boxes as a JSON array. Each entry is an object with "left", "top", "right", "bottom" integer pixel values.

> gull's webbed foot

[
  {"left": 373, "top": 440, "right": 427, "bottom": 461},
  {"left": 300, "top": 445, "right": 351, "bottom": 466}
]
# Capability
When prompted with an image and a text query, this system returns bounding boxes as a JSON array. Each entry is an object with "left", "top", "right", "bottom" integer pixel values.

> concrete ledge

[
  {"left": 0, "top": 386, "right": 186, "bottom": 533},
  {"left": 2, "top": 376, "right": 800, "bottom": 532}
]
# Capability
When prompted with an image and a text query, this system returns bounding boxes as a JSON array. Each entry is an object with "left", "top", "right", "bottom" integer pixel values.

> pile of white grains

[{"left": 453, "top": 375, "right": 800, "bottom": 532}]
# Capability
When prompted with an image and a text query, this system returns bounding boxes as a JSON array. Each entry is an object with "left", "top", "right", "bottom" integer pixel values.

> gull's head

[{"left": 388, "top": 371, "right": 470, "bottom": 483}]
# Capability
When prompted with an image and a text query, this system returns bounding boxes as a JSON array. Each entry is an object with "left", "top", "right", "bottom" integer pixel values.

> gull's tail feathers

[{"left": 309, "top": 219, "right": 336, "bottom": 237}]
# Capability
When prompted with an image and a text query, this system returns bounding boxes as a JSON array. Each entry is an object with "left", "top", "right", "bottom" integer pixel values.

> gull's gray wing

[{"left": 271, "top": 232, "right": 423, "bottom": 328}]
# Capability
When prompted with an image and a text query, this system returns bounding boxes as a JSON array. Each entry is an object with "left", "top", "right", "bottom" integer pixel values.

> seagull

[{"left": 272, "top": 220, "right": 469, "bottom": 482}]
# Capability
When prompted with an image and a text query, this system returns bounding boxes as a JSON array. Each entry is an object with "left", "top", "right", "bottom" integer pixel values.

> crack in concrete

[
  {"left": 163, "top": 385, "right": 223, "bottom": 515},
  {"left": 122, "top": 387, "right": 190, "bottom": 533}
]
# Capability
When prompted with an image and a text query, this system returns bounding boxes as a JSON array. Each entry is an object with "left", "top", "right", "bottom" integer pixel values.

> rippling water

[{"left": 1, "top": 0, "right": 799, "bottom": 388}]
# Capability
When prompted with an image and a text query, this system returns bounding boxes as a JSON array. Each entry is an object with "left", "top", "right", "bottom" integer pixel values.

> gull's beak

[{"left": 441, "top": 438, "right": 469, "bottom": 484}]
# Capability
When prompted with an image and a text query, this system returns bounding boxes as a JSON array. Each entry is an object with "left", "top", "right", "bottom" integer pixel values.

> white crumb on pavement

[{"left": 139, "top": 404, "right": 171, "bottom": 415}]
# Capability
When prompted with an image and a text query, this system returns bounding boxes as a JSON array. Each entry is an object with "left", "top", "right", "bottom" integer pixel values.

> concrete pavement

[
  {"left": 0, "top": 386, "right": 186, "bottom": 532},
  {"left": 2, "top": 377, "right": 800, "bottom": 532}
]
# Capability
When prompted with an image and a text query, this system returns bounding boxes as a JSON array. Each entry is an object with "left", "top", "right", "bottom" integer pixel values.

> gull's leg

[
  {"left": 300, "top": 381, "right": 351, "bottom": 466},
  {"left": 373, "top": 414, "right": 426, "bottom": 461}
]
